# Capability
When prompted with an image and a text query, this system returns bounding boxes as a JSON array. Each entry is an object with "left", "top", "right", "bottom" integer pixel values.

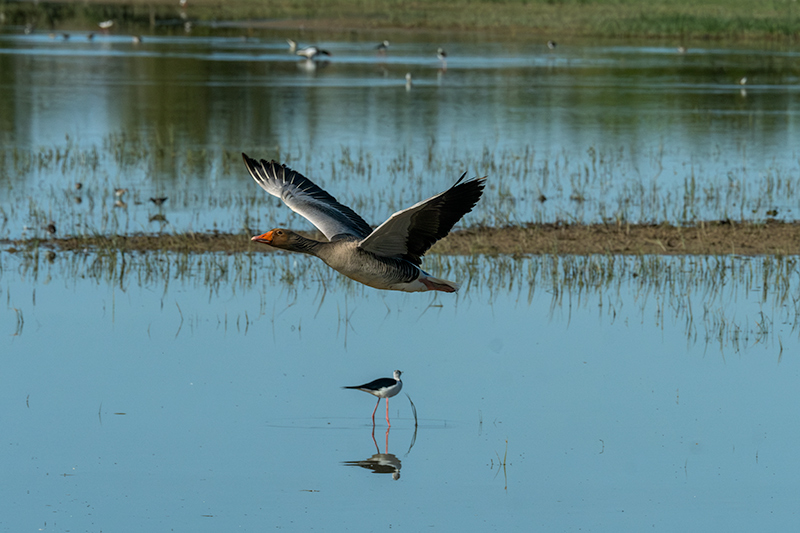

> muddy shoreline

[{"left": 5, "top": 221, "right": 798, "bottom": 256}]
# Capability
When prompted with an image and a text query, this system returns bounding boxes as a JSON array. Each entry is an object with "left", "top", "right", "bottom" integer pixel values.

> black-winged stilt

[{"left": 344, "top": 370, "right": 403, "bottom": 426}]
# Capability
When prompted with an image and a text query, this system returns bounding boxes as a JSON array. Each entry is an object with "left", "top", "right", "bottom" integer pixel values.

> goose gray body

[{"left": 243, "top": 154, "right": 485, "bottom": 292}]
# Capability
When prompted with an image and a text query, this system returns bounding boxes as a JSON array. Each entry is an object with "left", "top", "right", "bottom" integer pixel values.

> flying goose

[{"left": 243, "top": 154, "right": 486, "bottom": 292}]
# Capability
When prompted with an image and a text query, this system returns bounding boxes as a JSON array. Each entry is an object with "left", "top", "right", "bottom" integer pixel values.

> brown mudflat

[
  {"left": 440, "top": 221, "right": 800, "bottom": 256},
  {"left": 6, "top": 221, "right": 798, "bottom": 256}
]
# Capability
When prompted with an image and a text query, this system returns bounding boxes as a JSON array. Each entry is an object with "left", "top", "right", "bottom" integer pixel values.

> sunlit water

[
  {"left": 2, "top": 30, "right": 800, "bottom": 238},
  {"left": 2, "top": 250, "right": 800, "bottom": 530},
  {"left": 2, "top": 22, "right": 800, "bottom": 531}
]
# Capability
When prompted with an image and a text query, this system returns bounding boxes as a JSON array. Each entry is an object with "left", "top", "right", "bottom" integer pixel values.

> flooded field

[
  {"left": 2, "top": 29, "right": 800, "bottom": 240},
  {"left": 3, "top": 250, "right": 800, "bottom": 530},
  {"left": 2, "top": 19, "right": 800, "bottom": 532}
]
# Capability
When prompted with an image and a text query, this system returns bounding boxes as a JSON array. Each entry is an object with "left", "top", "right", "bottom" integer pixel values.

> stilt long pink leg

[
  {"left": 386, "top": 398, "right": 391, "bottom": 427},
  {"left": 371, "top": 397, "right": 380, "bottom": 425}
]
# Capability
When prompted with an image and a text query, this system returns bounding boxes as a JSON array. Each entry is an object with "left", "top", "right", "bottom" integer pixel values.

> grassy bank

[{"left": 2, "top": 0, "right": 800, "bottom": 40}]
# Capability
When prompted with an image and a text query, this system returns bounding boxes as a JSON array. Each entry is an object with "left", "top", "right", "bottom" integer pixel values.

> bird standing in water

[
  {"left": 437, "top": 47, "right": 447, "bottom": 70},
  {"left": 344, "top": 370, "right": 403, "bottom": 426},
  {"left": 296, "top": 46, "right": 331, "bottom": 60}
]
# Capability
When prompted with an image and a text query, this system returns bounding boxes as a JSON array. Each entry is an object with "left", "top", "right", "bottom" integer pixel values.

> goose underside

[{"left": 324, "top": 250, "right": 458, "bottom": 292}]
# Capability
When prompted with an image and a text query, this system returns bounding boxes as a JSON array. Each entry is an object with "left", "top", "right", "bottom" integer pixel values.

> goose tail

[{"left": 419, "top": 273, "right": 460, "bottom": 293}]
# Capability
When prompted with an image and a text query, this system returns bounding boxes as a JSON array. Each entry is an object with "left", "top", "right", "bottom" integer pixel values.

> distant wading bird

[
  {"left": 436, "top": 47, "right": 447, "bottom": 70},
  {"left": 296, "top": 46, "right": 331, "bottom": 60},
  {"left": 243, "top": 154, "right": 486, "bottom": 292},
  {"left": 344, "top": 370, "right": 403, "bottom": 426}
]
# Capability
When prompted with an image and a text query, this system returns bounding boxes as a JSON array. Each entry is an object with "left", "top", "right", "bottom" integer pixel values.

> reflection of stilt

[
  {"left": 344, "top": 426, "right": 401, "bottom": 479},
  {"left": 370, "top": 424, "right": 391, "bottom": 454}
]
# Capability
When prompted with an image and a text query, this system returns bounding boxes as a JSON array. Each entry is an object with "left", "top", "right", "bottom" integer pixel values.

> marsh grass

[
  {"left": 2, "top": 0, "right": 800, "bottom": 40},
  {"left": 4, "top": 245, "right": 797, "bottom": 354},
  {"left": 2, "top": 133, "right": 799, "bottom": 243}
]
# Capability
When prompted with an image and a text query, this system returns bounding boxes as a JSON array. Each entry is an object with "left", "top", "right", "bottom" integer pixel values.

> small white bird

[
  {"left": 286, "top": 38, "right": 297, "bottom": 52},
  {"left": 437, "top": 47, "right": 447, "bottom": 70},
  {"left": 739, "top": 76, "right": 747, "bottom": 86},
  {"left": 98, "top": 20, "right": 114, "bottom": 30},
  {"left": 376, "top": 40, "right": 389, "bottom": 53},
  {"left": 344, "top": 371, "right": 403, "bottom": 426},
  {"left": 296, "top": 46, "right": 331, "bottom": 60},
  {"left": 405, "top": 72, "right": 412, "bottom": 91},
  {"left": 547, "top": 40, "right": 557, "bottom": 50}
]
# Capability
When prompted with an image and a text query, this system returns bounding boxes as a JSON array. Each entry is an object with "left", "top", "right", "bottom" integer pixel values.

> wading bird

[
  {"left": 244, "top": 154, "right": 486, "bottom": 292},
  {"left": 344, "top": 371, "right": 403, "bottom": 426},
  {"left": 436, "top": 47, "right": 447, "bottom": 70},
  {"left": 296, "top": 46, "right": 331, "bottom": 60}
]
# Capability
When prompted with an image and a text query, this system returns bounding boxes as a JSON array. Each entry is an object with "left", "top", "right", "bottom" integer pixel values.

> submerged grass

[
  {"left": 3, "top": 245, "right": 798, "bottom": 355},
  {"left": 3, "top": 133, "right": 799, "bottom": 243}
]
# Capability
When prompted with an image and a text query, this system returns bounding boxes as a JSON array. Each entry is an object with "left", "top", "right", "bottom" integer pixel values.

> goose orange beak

[{"left": 251, "top": 230, "right": 274, "bottom": 244}]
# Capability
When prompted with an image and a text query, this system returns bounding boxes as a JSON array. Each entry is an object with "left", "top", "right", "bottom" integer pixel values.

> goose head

[{"left": 251, "top": 228, "right": 315, "bottom": 253}]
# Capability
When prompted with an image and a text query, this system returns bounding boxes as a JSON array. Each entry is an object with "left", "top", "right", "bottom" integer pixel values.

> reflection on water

[
  {"left": 4, "top": 249, "right": 797, "bottom": 352},
  {"left": 2, "top": 31, "right": 800, "bottom": 238},
  {"left": 344, "top": 452, "right": 402, "bottom": 479},
  {"left": 1, "top": 249, "right": 798, "bottom": 529},
  {"left": 342, "top": 425, "right": 413, "bottom": 480}
]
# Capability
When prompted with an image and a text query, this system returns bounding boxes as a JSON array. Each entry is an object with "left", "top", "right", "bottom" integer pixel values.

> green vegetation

[{"left": 2, "top": 0, "right": 799, "bottom": 40}]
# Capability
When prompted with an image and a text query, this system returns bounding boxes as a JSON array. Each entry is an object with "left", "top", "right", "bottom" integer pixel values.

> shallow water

[
  {"left": 2, "top": 29, "right": 800, "bottom": 239},
  {"left": 2, "top": 23, "right": 800, "bottom": 531},
  {"left": 2, "top": 251, "right": 799, "bottom": 530}
]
